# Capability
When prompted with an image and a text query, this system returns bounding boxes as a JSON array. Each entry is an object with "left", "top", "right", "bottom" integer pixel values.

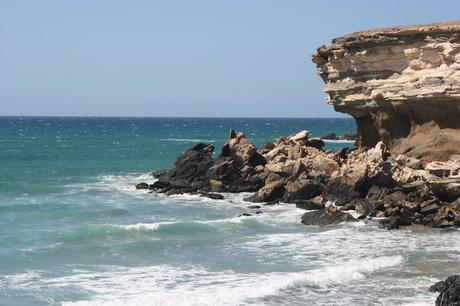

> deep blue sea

[{"left": 0, "top": 117, "right": 455, "bottom": 306}]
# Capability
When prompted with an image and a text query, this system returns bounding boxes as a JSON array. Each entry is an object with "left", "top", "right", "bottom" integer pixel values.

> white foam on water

[
  {"left": 65, "top": 173, "right": 157, "bottom": 195},
  {"left": 2, "top": 256, "right": 403, "bottom": 306},
  {"left": 160, "top": 138, "right": 216, "bottom": 143},
  {"left": 322, "top": 139, "right": 356, "bottom": 143},
  {"left": 116, "top": 215, "right": 252, "bottom": 231}
]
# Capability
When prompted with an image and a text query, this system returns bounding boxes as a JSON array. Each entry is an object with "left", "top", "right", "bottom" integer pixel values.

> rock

[
  {"left": 301, "top": 206, "right": 356, "bottom": 226},
  {"left": 290, "top": 130, "right": 309, "bottom": 143},
  {"left": 248, "top": 205, "right": 261, "bottom": 209},
  {"left": 195, "top": 192, "right": 224, "bottom": 200},
  {"left": 308, "top": 137, "right": 324, "bottom": 150},
  {"left": 429, "top": 275, "right": 460, "bottom": 306},
  {"left": 284, "top": 178, "right": 323, "bottom": 202},
  {"left": 432, "top": 199, "right": 460, "bottom": 228},
  {"left": 221, "top": 130, "right": 265, "bottom": 168},
  {"left": 295, "top": 200, "right": 324, "bottom": 210},
  {"left": 379, "top": 215, "right": 413, "bottom": 230},
  {"left": 321, "top": 133, "right": 338, "bottom": 140},
  {"left": 135, "top": 182, "right": 150, "bottom": 190},
  {"left": 430, "top": 179, "right": 460, "bottom": 202},
  {"left": 287, "top": 144, "right": 306, "bottom": 160},
  {"left": 340, "top": 132, "right": 357, "bottom": 141},
  {"left": 151, "top": 170, "right": 168, "bottom": 178},
  {"left": 245, "top": 180, "right": 286, "bottom": 203},
  {"left": 312, "top": 21, "right": 460, "bottom": 161}
]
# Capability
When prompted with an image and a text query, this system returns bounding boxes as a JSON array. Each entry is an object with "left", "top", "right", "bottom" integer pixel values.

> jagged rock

[
  {"left": 301, "top": 206, "right": 356, "bottom": 226},
  {"left": 156, "top": 143, "right": 215, "bottom": 191},
  {"left": 430, "top": 275, "right": 460, "bottom": 306},
  {"left": 312, "top": 21, "right": 460, "bottom": 162},
  {"left": 340, "top": 132, "right": 357, "bottom": 141}
]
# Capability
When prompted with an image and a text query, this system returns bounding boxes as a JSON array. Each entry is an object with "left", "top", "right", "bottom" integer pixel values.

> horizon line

[{"left": 0, "top": 115, "right": 352, "bottom": 119}]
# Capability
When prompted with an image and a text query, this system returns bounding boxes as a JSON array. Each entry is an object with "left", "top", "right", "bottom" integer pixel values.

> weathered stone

[
  {"left": 301, "top": 206, "right": 356, "bottom": 226},
  {"left": 312, "top": 21, "right": 460, "bottom": 162}
]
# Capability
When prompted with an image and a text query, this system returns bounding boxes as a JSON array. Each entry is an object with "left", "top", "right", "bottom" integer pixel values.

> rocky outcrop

[
  {"left": 430, "top": 275, "right": 460, "bottom": 306},
  {"left": 139, "top": 127, "right": 460, "bottom": 229},
  {"left": 312, "top": 21, "right": 460, "bottom": 161}
]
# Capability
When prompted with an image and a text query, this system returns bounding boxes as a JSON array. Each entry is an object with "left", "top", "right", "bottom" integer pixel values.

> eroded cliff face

[{"left": 312, "top": 21, "right": 460, "bottom": 161}]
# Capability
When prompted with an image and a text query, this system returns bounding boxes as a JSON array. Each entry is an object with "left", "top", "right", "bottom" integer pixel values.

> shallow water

[{"left": 0, "top": 117, "right": 456, "bottom": 306}]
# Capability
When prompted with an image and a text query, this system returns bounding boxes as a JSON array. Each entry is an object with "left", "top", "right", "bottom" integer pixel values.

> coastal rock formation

[
  {"left": 312, "top": 21, "right": 460, "bottom": 161},
  {"left": 140, "top": 128, "right": 460, "bottom": 229}
]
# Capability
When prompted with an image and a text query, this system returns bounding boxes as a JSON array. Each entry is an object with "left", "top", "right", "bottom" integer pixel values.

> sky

[{"left": 1, "top": 1, "right": 460, "bottom": 117}]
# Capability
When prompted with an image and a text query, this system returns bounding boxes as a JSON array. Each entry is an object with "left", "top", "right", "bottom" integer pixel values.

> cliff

[{"left": 312, "top": 21, "right": 460, "bottom": 161}]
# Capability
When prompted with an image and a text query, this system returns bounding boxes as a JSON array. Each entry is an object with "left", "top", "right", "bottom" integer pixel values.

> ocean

[{"left": 0, "top": 117, "right": 456, "bottom": 306}]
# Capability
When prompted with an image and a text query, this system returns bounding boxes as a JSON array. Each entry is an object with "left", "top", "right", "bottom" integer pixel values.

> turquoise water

[{"left": 0, "top": 117, "right": 456, "bottom": 306}]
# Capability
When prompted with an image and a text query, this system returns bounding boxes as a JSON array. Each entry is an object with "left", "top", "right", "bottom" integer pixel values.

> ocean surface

[{"left": 0, "top": 117, "right": 457, "bottom": 306}]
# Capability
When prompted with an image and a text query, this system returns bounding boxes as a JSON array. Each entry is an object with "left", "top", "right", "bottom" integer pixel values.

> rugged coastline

[{"left": 137, "top": 21, "right": 460, "bottom": 304}]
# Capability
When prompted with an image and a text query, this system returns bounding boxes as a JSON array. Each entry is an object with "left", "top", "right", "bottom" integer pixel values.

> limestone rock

[{"left": 312, "top": 21, "right": 460, "bottom": 162}]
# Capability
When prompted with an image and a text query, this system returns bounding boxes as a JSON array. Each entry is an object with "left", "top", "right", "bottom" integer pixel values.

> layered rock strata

[{"left": 312, "top": 21, "right": 460, "bottom": 161}]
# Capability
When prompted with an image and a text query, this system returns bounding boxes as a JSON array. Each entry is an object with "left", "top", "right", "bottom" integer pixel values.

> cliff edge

[{"left": 312, "top": 21, "right": 460, "bottom": 161}]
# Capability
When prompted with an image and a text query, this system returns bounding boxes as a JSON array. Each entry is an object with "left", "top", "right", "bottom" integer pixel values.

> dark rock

[
  {"left": 334, "top": 147, "right": 350, "bottom": 160},
  {"left": 432, "top": 199, "right": 460, "bottom": 228},
  {"left": 238, "top": 213, "right": 253, "bottom": 217},
  {"left": 308, "top": 137, "right": 325, "bottom": 150},
  {"left": 135, "top": 182, "right": 150, "bottom": 190},
  {"left": 340, "top": 132, "right": 357, "bottom": 140},
  {"left": 301, "top": 206, "right": 356, "bottom": 226},
  {"left": 379, "top": 215, "right": 413, "bottom": 230},
  {"left": 248, "top": 205, "right": 261, "bottom": 209},
  {"left": 429, "top": 275, "right": 460, "bottom": 306},
  {"left": 357, "top": 214, "right": 367, "bottom": 220},
  {"left": 198, "top": 192, "right": 224, "bottom": 200},
  {"left": 321, "top": 133, "right": 338, "bottom": 140},
  {"left": 295, "top": 200, "right": 325, "bottom": 210},
  {"left": 151, "top": 170, "right": 168, "bottom": 178}
]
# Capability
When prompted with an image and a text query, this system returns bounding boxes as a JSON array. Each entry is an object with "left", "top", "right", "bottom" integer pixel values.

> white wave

[
  {"left": 322, "top": 139, "right": 356, "bottom": 143},
  {"left": 66, "top": 173, "right": 157, "bottom": 195},
  {"left": 3, "top": 256, "right": 403, "bottom": 306},
  {"left": 160, "top": 138, "right": 216, "bottom": 143},
  {"left": 116, "top": 215, "right": 250, "bottom": 231}
]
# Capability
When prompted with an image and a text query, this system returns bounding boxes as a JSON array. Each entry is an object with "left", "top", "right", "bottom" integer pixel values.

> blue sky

[{"left": 1, "top": 0, "right": 460, "bottom": 117}]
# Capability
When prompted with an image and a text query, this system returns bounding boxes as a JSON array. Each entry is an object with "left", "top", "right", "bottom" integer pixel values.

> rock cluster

[
  {"left": 312, "top": 21, "right": 460, "bottom": 162},
  {"left": 138, "top": 129, "right": 460, "bottom": 229}
]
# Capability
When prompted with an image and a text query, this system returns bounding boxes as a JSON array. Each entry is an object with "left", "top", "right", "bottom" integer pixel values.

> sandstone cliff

[{"left": 312, "top": 21, "right": 460, "bottom": 161}]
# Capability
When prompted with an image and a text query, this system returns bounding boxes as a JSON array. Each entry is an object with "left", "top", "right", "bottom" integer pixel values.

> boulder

[
  {"left": 245, "top": 180, "right": 286, "bottom": 203},
  {"left": 301, "top": 206, "right": 356, "bottom": 226},
  {"left": 284, "top": 178, "right": 323, "bottom": 202},
  {"left": 430, "top": 275, "right": 460, "bottom": 306}
]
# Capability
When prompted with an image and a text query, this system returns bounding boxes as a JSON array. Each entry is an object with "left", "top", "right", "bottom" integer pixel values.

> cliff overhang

[{"left": 312, "top": 21, "right": 460, "bottom": 161}]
